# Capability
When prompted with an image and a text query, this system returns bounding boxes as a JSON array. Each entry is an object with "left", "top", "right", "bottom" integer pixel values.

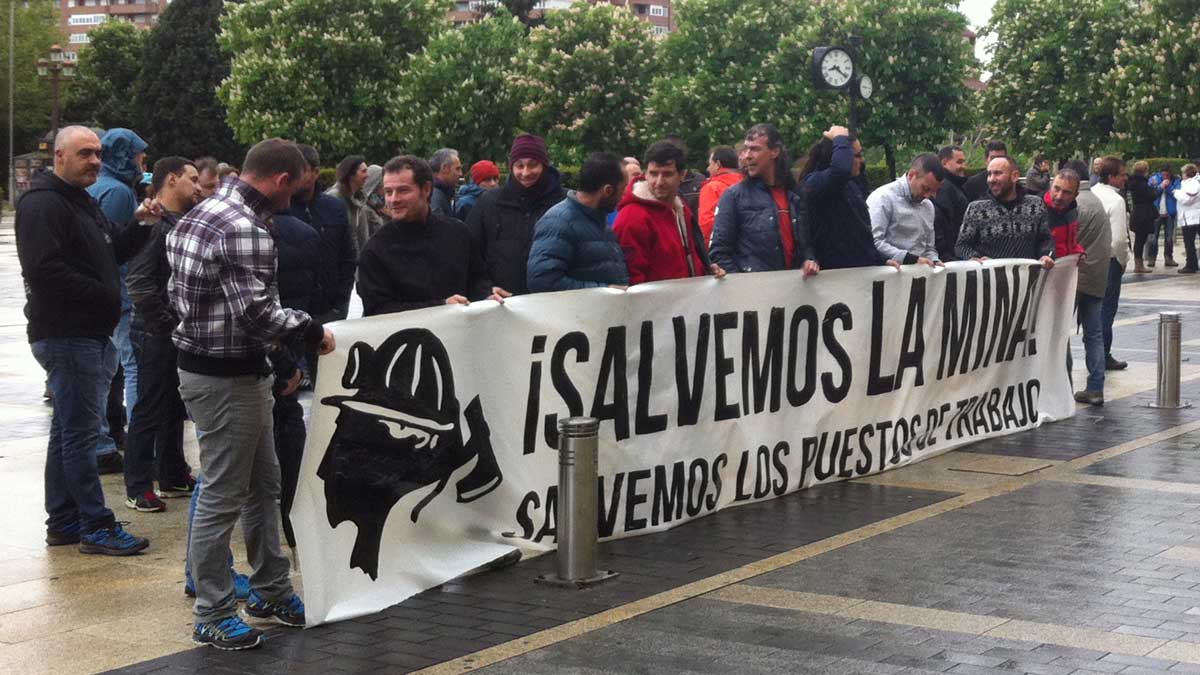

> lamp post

[
  {"left": 847, "top": 32, "right": 863, "bottom": 137},
  {"left": 36, "top": 44, "right": 74, "bottom": 141}
]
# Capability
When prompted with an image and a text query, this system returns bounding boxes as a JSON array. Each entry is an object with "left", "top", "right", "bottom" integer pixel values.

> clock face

[
  {"left": 859, "top": 75, "right": 874, "bottom": 100},
  {"left": 820, "top": 48, "right": 854, "bottom": 88}
]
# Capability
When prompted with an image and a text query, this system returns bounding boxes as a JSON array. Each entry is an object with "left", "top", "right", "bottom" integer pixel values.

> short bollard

[
  {"left": 1149, "top": 312, "right": 1191, "bottom": 409},
  {"left": 535, "top": 417, "right": 618, "bottom": 588}
]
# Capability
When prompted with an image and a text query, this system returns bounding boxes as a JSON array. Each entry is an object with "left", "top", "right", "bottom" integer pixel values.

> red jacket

[
  {"left": 613, "top": 177, "right": 706, "bottom": 285},
  {"left": 1043, "top": 191, "right": 1085, "bottom": 257},
  {"left": 698, "top": 170, "right": 743, "bottom": 242}
]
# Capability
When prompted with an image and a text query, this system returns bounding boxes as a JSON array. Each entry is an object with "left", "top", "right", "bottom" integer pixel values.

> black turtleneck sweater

[{"left": 356, "top": 211, "right": 492, "bottom": 317}]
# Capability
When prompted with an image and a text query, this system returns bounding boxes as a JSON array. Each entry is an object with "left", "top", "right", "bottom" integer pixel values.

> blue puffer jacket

[
  {"left": 709, "top": 175, "right": 813, "bottom": 273},
  {"left": 526, "top": 192, "right": 628, "bottom": 292},
  {"left": 1149, "top": 174, "right": 1181, "bottom": 217},
  {"left": 454, "top": 182, "right": 489, "bottom": 222}
]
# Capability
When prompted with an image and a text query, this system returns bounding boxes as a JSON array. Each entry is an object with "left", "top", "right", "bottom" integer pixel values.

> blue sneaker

[
  {"left": 244, "top": 590, "right": 305, "bottom": 627},
  {"left": 185, "top": 570, "right": 251, "bottom": 601},
  {"left": 192, "top": 616, "right": 264, "bottom": 650},
  {"left": 78, "top": 523, "right": 149, "bottom": 556}
]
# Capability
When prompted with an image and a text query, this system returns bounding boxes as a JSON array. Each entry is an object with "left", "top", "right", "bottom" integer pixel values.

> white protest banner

[{"left": 292, "top": 259, "right": 1078, "bottom": 625}]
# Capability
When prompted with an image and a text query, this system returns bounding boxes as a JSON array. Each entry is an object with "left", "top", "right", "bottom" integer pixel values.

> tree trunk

[{"left": 884, "top": 143, "right": 897, "bottom": 185}]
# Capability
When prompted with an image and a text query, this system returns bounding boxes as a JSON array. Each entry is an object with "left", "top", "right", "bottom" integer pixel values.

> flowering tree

[
  {"left": 980, "top": 0, "right": 1130, "bottom": 158},
  {"left": 219, "top": 0, "right": 449, "bottom": 161},
  {"left": 508, "top": 2, "right": 654, "bottom": 165},
  {"left": 646, "top": 0, "right": 976, "bottom": 175},
  {"left": 1105, "top": 0, "right": 1200, "bottom": 158},
  {"left": 643, "top": 0, "right": 811, "bottom": 164},
  {"left": 394, "top": 16, "right": 525, "bottom": 162}
]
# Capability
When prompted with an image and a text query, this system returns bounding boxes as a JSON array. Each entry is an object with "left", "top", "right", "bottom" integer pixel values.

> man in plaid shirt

[{"left": 167, "top": 138, "right": 335, "bottom": 651}]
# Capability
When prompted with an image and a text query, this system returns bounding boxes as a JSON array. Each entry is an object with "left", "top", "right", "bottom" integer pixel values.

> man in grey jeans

[{"left": 166, "top": 138, "right": 335, "bottom": 650}]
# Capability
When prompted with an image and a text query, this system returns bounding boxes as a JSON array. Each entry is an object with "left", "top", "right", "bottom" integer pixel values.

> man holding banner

[
  {"left": 955, "top": 156, "right": 1055, "bottom": 269},
  {"left": 357, "top": 155, "right": 511, "bottom": 316}
]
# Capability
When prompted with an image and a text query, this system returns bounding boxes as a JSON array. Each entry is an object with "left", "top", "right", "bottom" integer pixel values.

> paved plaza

[{"left": 4, "top": 213, "right": 1200, "bottom": 675}]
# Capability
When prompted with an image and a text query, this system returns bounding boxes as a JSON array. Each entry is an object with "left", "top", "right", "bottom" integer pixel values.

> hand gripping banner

[{"left": 293, "top": 259, "right": 1078, "bottom": 625}]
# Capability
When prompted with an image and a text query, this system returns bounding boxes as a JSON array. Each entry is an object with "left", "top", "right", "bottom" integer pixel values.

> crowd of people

[{"left": 14, "top": 119, "right": 1200, "bottom": 651}]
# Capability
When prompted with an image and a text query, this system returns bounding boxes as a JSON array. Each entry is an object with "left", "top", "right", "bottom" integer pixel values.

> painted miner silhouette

[{"left": 319, "top": 328, "right": 502, "bottom": 579}]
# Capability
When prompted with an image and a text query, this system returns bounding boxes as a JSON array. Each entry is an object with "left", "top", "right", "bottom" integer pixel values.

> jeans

[
  {"left": 95, "top": 339, "right": 120, "bottom": 457},
  {"left": 178, "top": 370, "right": 292, "bottom": 622},
  {"left": 32, "top": 338, "right": 118, "bottom": 535},
  {"left": 1102, "top": 258, "right": 1124, "bottom": 356},
  {"left": 1077, "top": 294, "right": 1105, "bottom": 393},
  {"left": 1147, "top": 214, "right": 1176, "bottom": 262},
  {"left": 124, "top": 330, "right": 190, "bottom": 498},
  {"left": 98, "top": 306, "right": 139, "bottom": 455},
  {"left": 1184, "top": 226, "right": 1199, "bottom": 270}
]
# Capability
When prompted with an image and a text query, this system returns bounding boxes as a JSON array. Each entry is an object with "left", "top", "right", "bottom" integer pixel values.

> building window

[
  {"left": 68, "top": 32, "right": 91, "bottom": 44},
  {"left": 648, "top": 4, "right": 667, "bottom": 17},
  {"left": 652, "top": 25, "right": 668, "bottom": 36},
  {"left": 68, "top": 14, "right": 106, "bottom": 25}
]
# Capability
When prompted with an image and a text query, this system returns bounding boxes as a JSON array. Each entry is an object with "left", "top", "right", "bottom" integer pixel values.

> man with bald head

[
  {"left": 955, "top": 155, "right": 1055, "bottom": 267},
  {"left": 15, "top": 126, "right": 156, "bottom": 556}
]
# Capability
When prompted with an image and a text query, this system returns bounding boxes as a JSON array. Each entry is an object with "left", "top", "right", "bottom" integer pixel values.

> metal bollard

[
  {"left": 1149, "top": 312, "right": 1191, "bottom": 409},
  {"left": 535, "top": 417, "right": 617, "bottom": 588}
]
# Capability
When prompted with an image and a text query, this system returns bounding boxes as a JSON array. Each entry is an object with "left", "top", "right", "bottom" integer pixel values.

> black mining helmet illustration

[{"left": 319, "top": 328, "right": 503, "bottom": 579}]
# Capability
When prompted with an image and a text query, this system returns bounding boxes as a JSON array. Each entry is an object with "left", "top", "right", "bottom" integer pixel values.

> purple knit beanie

[{"left": 509, "top": 133, "right": 550, "bottom": 166}]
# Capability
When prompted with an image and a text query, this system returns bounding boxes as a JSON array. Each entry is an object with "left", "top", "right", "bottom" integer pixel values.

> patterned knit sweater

[{"left": 955, "top": 192, "right": 1054, "bottom": 261}]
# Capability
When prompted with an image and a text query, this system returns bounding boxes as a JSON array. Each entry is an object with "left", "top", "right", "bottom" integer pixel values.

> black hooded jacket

[
  {"left": 16, "top": 170, "right": 150, "bottom": 342},
  {"left": 466, "top": 166, "right": 566, "bottom": 295}
]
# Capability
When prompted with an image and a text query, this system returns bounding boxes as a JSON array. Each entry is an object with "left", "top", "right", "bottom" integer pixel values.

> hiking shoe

[
  {"left": 193, "top": 616, "right": 264, "bottom": 651},
  {"left": 46, "top": 523, "right": 81, "bottom": 546},
  {"left": 158, "top": 474, "right": 196, "bottom": 498},
  {"left": 79, "top": 522, "right": 149, "bottom": 556},
  {"left": 125, "top": 491, "right": 167, "bottom": 513},
  {"left": 96, "top": 452, "right": 123, "bottom": 475},
  {"left": 244, "top": 590, "right": 305, "bottom": 627},
  {"left": 1073, "top": 390, "right": 1104, "bottom": 406},
  {"left": 185, "top": 571, "right": 250, "bottom": 601},
  {"left": 1105, "top": 356, "right": 1129, "bottom": 371}
]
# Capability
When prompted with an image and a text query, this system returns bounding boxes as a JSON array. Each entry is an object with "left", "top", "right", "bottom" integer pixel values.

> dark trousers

[
  {"left": 124, "top": 330, "right": 190, "bottom": 498},
  {"left": 272, "top": 390, "right": 306, "bottom": 548},
  {"left": 105, "top": 363, "right": 126, "bottom": 447},
  {"left": 1134, "top": 231, "right": 1151, "bottom": 261},
  {"left": 1102, "top": 258, "right": 1124, "bottom": 357},
  {"left": 32, "top": 338, "right": 117, "bottom": 534},
  {"left": 1184, "top": 226, "right": 1199, "bottom": 270}
]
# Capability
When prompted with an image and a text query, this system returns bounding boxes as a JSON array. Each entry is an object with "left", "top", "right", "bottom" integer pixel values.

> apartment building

[
  {"left": 450, "top": 0, "right": 675, "bottom": 35},
  {"left": 53, "top": 0, "right": 170, "bottom": 59}
]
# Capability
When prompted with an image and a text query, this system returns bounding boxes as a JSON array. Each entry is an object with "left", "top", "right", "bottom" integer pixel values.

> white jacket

[
  {"left": 1175, "top": 177, "right": 1200, "bottom": 227},
  {"left": 1092, "top": 182, "right": 1130, "bottom": 266}
]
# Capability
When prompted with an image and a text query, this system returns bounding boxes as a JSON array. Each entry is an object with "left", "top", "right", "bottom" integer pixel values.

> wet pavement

[{"left": 4, "top": 210, "right": 1200, "bottom": 675}]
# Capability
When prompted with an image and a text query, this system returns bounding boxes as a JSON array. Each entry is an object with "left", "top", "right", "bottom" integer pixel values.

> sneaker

[
  {"left": 1105, "top": 356, "right": 1129, "bottom": 371},
  {"left": 185, "top": 571, "right": 250, "bottom": 601},
  {"left": 158, "top": 474, "right": 196, "bottom": 498},
  {"left": 1074, "top": 390, "right": 1104, "bottom": 406},
  {"left": 193, "top": 616, "right": 265, "bottom": 651},
  {"left": 96, "top": 452, "right": 124, "bottom": 475},
  {"left": 125, "top": 491, "right": 167, "bottom": 513},
  {"left": 46, "top": 523, "right": 81, "bottom": 546},
  {"left": 1178, "top": 267, "right": 1196, "bottom": 274},
  {"left": 1166, "top": 257, "right": 1179, "bottom": 267},
  {"left": 79, "top": 522, "right": 149, "bottom": 556},
  {"left": 244, "top": 590, "right": 305, "bottom": 627}
]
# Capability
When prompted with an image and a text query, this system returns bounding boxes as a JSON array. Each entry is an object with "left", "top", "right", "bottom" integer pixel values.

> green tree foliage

[
  {"left": 219, "top": 0, "right": 450, "bottom": 161},
  {"left": 981, "top": 0, "right": 1130, "bottom": 158},
  {"left": 508, "top": 2, "right": 654, "bottom": 165},
  {"left": 0, "top": 1, "right": 62, "bottom": 179},
  {"left": 644, "top": 0, "right": 811, "bottom": 164},
  {"left": 62, "top": 20, "right": 145, "bottom": 131},
  {"left": 394, "top": 16, "right": 525, "bottom": 162},
  {"left": 1105, "top": 0, "right": 1200, "bottom": 158},
  {"left": 135, "top": 0, "right": 243, "bottom": 163}
]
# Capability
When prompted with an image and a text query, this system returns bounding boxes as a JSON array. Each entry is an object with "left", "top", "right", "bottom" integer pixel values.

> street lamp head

[
  {"left": 49, "top": 44, "right": 63, "bottom": 62},
  {"left": 37, "top": 59, "right": 49, "bottom": 77}
]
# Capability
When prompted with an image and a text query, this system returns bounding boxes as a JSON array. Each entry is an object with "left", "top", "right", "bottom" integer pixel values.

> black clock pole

[{"left": 847, "top": 32, "right": 862, "bottom": 137}]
